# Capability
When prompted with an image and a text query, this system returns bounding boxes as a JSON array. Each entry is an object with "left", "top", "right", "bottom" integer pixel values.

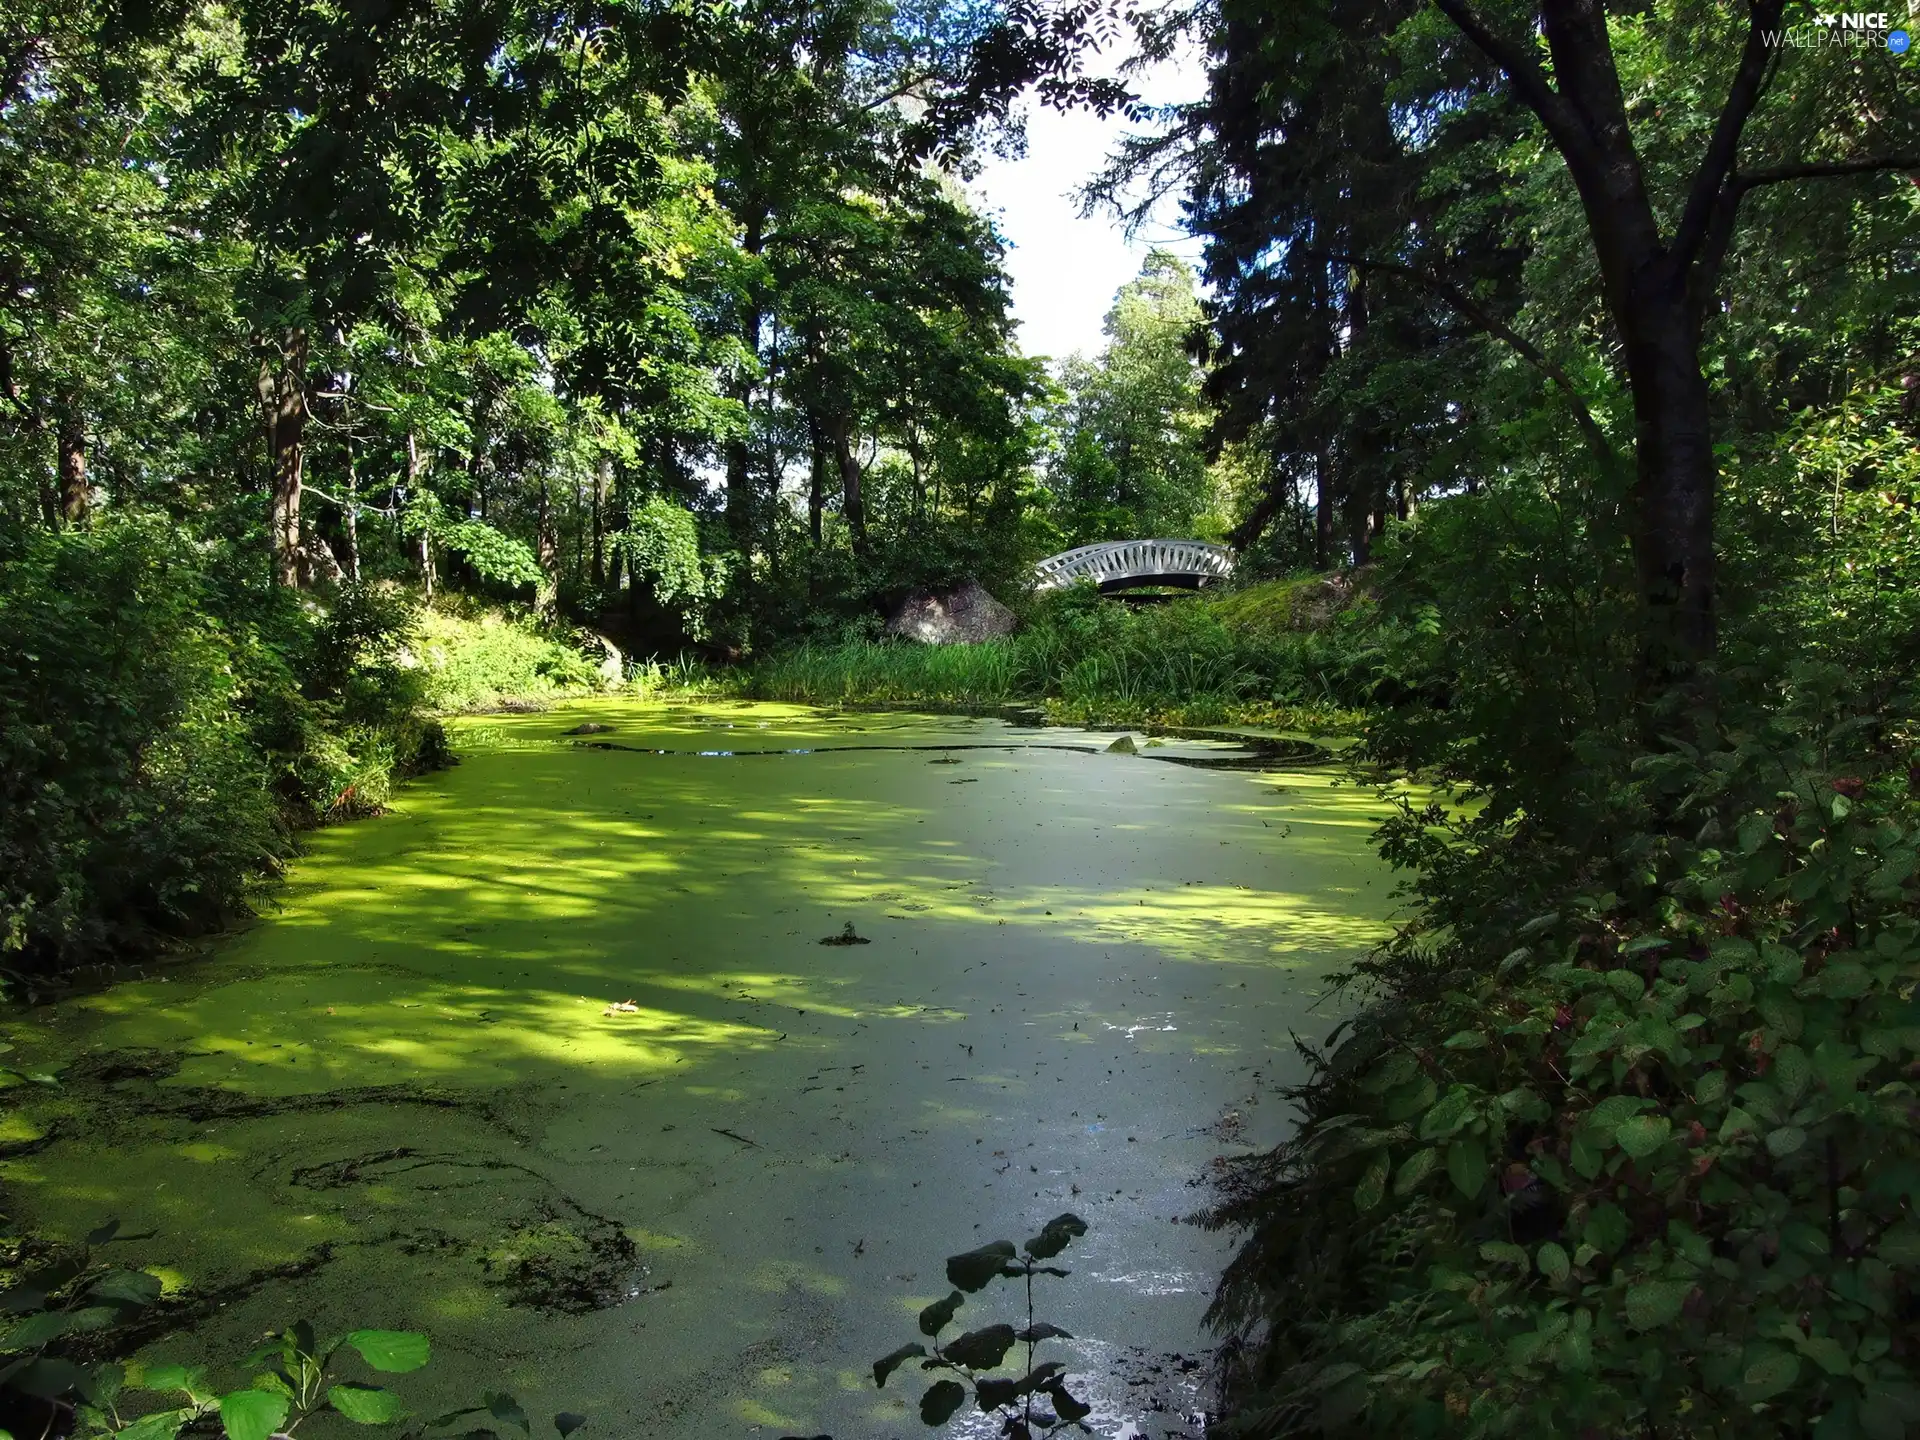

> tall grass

[{"left": 746, "top": 582, "right": 1372, "bottom": 733}]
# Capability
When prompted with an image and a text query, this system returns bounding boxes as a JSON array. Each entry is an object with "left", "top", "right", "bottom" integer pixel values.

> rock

[
  {"left": 884, "top": 580, "right": 1017, "bottom": 644},
  {"left": 565, "top": 723, "right": 614, "bottom": 735},
  {"left": 1106, "top": 734, "right": 1137, "bottom": 754}
]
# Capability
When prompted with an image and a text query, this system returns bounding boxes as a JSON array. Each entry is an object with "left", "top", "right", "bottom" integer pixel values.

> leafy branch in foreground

[{"left": 875, "top": 1214, "right": 1094, "bottom": 1438}]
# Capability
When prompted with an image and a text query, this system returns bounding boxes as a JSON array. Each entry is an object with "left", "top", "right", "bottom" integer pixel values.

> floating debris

[
  {"left": 819, "top": 922, "right": 871, "bottom": 947},
  {"left": 602, "top": 999, "right": 640, "bottom": 1016}
]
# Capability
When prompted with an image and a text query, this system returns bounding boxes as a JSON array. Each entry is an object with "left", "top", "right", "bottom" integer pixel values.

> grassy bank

[{"left": 746, "top": 579, "right": 1373, "bottom": 734}]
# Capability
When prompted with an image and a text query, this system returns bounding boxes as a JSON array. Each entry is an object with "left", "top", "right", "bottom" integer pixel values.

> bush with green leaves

[
  {"left": 1205, "top": 671, "right": 1920, "bottom": 1437},
  {"left": 0, "top": 521, "right": 288, "bottom": 975},
  {"left": 874, "top": 1214, "right": 1094, "bottom": 1437},
  {"left": 0, "top": 523, "right": 450, "bottom": 978}
]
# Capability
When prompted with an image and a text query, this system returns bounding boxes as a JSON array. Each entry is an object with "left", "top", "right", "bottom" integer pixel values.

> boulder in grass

[{"left": 884, "top": 581, "right": 1017, "bottom": 644}]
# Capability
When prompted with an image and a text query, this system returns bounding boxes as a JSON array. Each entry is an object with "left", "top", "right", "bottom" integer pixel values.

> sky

[{"left": 969, "top": 49, "right": 1208, "bottom": 365}]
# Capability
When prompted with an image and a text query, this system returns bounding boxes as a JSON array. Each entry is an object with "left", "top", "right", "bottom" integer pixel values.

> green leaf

[
  {"left": 88, "top": 1271, "right": 163, "bottom": 1308},
  {"left": 342, "top": 1330, "right": 430, "bottom": 1373},
  {"left": 1625, "top": 1279, "right": 1692, "bottom": 1329},
  {"left": 1478, "top": 1241, "right": 1528, "bottom": 1269},
  {"left": 219, "top": 1388, "right": 290, "bottom": 1440},
  {"left": 112, "top": 1409, "right": 195, "bottom": 1440},
  {"left": 1615, "top": 1115, "right": 1672, "bottom": 1160},
  {"left": 1016, "top": 1323, "right": 1072, "bottom": 1342},
  {"left": 942, "top": 1324, "right": 1016, "bottom": 1370},
  {"left": 1875, "top": 1223, "right": 1920, "bottom": 1265},
  {"left": 1022, "top": 1213, "right": 1087, "bottom": 1260},
  {"left": 874, "top": 1343, "right": 926, "bottom": 1389},
  {"left": 1589, "top": 1095, "right": 1653, "bottom": 1129},
  {"left": 1535, "top": 1243, "right": 1570, "bottom": 1285},
  {"left": 329, "top": 1384, "right": 405, "bottom": 1425},
  {"left": 1044, "top": 1380, "right": 1092, "bottom": 1423},
  {"left": 1743, "top": 1348, "right": 1800, "bottom": 1399},
  {"left": 945, "top": 1241, "right": 1016, "bottom": 1293},
  {"left": 1584, "top": 1203, "right": 1632, "bottom": 1256},
  {"left": 1761, "top": 943, "right": 1804, "bottom": 984},
  {"left": 1798, "top": 1335, "right": 1853, "bottom": 1377},
  {"left": 1393, "top": 1147, "right": 1438, "bottom": 1196},
  {"left": 1767, "top": 1125, "right": 1809, "bottom": 1158},
  {"left": 1353, "top": 1152, "right": 1389, "bottom": 1213},
  {"left": 133, "top": 1364, "right": 204, "bottom": 1397},
  {"left": 1441, "top": 1029, "right": 1489, "bottom": 1050},
  {"left": 919, "top": 1380, "right": 966, "bottom": 1425},
  {"left": 1446, "top": 1136, "right": 1487, "bottom": 1198},
  {"left": 1416, "top": 1086, "right": 1474, "bottom": 1140},
  {"left": 918, "top": 1291, "right": 964, "bottom": 1337}
]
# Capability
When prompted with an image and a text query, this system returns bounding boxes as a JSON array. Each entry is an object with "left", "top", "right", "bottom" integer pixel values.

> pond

[{"left": 4, "top": 702, "right": 1395, "bottom": 1438}]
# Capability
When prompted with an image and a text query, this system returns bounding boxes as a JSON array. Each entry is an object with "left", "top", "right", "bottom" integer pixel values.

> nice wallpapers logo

[{"left": 1765, "top": 9, "right": 1914, "bottom": 49}]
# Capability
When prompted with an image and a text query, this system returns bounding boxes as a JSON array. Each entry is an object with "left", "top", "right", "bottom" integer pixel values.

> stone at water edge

[
  {"left": 1107, "top": 734, "right": 1138, "bottom": 754},
  {"left": 883, "top": 580, "right": 1017, "bottom": 644}
]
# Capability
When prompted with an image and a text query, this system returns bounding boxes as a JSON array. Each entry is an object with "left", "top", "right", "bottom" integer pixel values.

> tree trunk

[
  {"left": 56, "top": 399, "right": 86, "bottom": 527},
  {"left": 1619, "top": 280, "right": 1718, "bottom": 665},
  {"left": 1314, "top": 449, "right": 1333, "bottom": 570},
  {"left": 535, "top": 481, "right": 560, "bottom": 611},
  {"left": 724, "top": 207, "right": 767, "bottom": 559},
  {"left": 832, "top": 421, "right": 868, "bottom": 553},
  {"left": 406, "top": 430, "right": 433, "bottom": 600},
  {"left": 259, "top": 329, "right": 308, "bottom": 587},
  {"left": 807, "top": 412, "right": 827, "bottom": 547},
  {"left": 343, "top": 440, "right": 361, "bottom": 581},
  {"left": 591, "top": 455, "right": 611, "bottom": 587}
]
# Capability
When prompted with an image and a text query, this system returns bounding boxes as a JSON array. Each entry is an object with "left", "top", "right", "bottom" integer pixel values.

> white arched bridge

[{"left": 1032, "top": 539, "right": 1235, "bottom": 594}]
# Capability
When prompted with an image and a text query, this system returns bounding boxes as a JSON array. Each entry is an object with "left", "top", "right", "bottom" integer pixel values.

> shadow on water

[{"left": 1, "top": 701, "right": 1393, "bottom": 1439}]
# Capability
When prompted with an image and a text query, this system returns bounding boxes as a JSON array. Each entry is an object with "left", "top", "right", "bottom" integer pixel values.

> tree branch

[
  {"left": 1309, "top": 247, "right": 1621, "bottom": 479},
  {"left": 1427, "top": 0, "right": 1597, "bottom": 175},
  {"left": 1734, "top": 154, "right": 1920, "bottom": 190},
  {"left": 1671, "top": 0, "right": 1786, "bottom": 271}
]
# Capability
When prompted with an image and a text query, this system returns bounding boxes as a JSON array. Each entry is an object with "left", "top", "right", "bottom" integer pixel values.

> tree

[{"left": 1048, "top": 251, "right": 1217, "bottom": 544}]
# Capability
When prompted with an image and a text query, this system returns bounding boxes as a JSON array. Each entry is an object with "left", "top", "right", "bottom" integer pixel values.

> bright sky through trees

[{"left": 970, "top": 47, "right": 1207, "bottom": 361}]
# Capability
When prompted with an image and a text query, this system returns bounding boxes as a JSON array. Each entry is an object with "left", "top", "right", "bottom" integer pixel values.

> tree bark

[
  {"left": 343, "top": 440, "right": 361, "bottom": 581},
  {"left": 259, "top": 329, "right": 308, "bottom": 587},
  {"left": 591, "top": 455, "right": 611, "bottom": 588},
  {"left": 56, "top": 399, "right": 86, "bottom": 527},
  {"left": 407, "top": 430, "right": 433, "bottom": 600},
  {"left": 831, "top": 419, "right": 868, "bottom": 553},
  {"left": 806, "top": 411, "right": 827, "bottom": 547},
  {"left": 1314, "top": 448, "right": 1333, "bottom": 570},
  {"left": 724, "top": 207, "right": 767, "bottom": 559},
  {"left": 535, "top": 480, "right": 560, "bottom": 611}
]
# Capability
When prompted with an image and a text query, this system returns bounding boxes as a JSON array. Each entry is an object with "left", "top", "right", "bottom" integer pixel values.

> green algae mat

[{"left": 3, "top": 702, "right": 1394, "bottom": 1437}]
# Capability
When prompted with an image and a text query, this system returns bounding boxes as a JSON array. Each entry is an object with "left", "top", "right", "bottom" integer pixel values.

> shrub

[
  {"left": 0, "top": 526, "right": 452, "bottom": 977},
  {"left": 0, "top": 522, "right": 287, "bottom": 973}
]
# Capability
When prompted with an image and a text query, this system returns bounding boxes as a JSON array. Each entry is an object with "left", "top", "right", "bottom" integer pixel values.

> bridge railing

[{"left": 1033, "top": 539, "right": 1235, "bottom": 592}]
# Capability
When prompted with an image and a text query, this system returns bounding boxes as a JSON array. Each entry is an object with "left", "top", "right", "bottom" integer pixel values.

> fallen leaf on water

[{"left": 603, "top": 1000, "right": 641, "bottom": 1016}]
